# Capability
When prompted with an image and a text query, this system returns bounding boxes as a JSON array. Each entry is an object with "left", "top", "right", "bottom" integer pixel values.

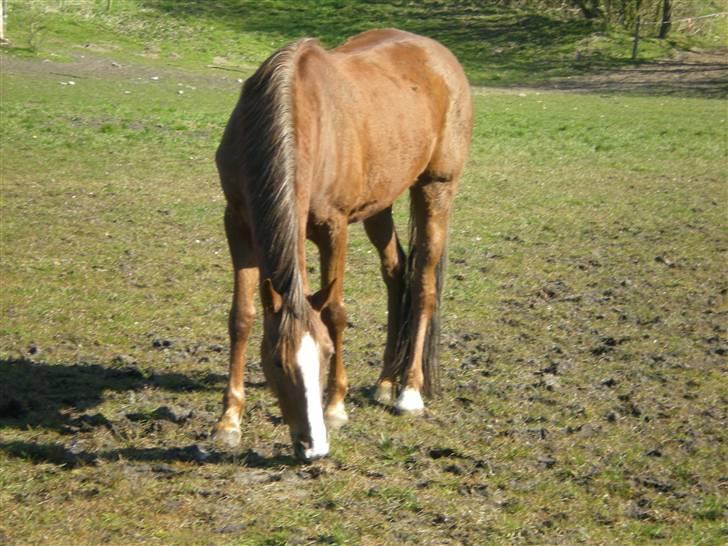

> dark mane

[{"left": 239, "top": 39, "right": 315, "bottom": 327}]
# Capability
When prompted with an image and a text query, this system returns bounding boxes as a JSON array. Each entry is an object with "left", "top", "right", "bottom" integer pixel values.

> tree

[
  {"left": 573, "top": 0, "right": 603, "bottom": 19},
  {"left": 0, "top": 0, "right": 6, "bottom": 43},
  {"left": 658, "top": 0, "right": 672, "bottom": 38}
]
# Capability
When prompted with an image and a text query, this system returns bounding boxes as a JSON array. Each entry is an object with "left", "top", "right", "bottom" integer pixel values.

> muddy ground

[{"left": 1, "top": 48, "right": 726, "bottom": 544}]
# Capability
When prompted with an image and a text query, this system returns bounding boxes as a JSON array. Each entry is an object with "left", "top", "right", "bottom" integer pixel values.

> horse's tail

[{"left": 391, "top": 197, "right": 446, "bottom": 398}]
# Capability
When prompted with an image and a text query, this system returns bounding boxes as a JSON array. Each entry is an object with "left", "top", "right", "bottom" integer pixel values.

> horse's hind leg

[
  {"left": 395, "top": 177, "right": 456, "bottom": 414},
  {"left": 363, "top": 208, "right": 406, "bottom": 404},
  {"left": 212, "top": 204, "right": 258, "bottom": 447}
]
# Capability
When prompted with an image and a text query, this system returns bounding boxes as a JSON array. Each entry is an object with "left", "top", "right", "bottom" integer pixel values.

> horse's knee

[
  {"left": 322, "top": 301, "right": 347, "bottom": 332},
  {"left": 229, "top": 306, "right": 255, "bottom": 339}
]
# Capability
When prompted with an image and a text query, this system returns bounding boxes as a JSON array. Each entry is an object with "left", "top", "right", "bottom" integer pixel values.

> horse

[{"left": 212, "top": 29, "right": 472, "bottom": 461}]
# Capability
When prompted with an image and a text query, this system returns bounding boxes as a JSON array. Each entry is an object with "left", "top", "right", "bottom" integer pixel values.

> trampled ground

[{"left": 1, "top": 4, "right": 727, "bottom": 545}]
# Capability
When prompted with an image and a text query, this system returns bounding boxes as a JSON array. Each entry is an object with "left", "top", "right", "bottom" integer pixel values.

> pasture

[{"left": 1, "top": 2, "right": 726, "bottom": 544}]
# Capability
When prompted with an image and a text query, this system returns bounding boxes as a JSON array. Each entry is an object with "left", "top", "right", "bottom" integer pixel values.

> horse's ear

[
  {"left": 261, "top": 278, "right": 283, "bottom": 313},
  {"left": 308, "top": 280, "right": 335, "bottom": 312}
]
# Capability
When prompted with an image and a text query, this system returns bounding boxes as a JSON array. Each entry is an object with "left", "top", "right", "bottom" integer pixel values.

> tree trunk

[
  {"left": 573, "top": 0, "right": 603, "bottom": 19},
  {"left": 658, "top": 0, "right": 672, "bottom": 38},
  {"left": 0, "top": 0, "right": 5, "bottom": 43},
  {"left": 632, "top": 15, "right": 641, "bottom": 60}
]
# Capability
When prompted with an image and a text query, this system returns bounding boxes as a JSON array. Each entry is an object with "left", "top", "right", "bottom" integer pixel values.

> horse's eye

[{"left": 273, "top": 359, "right": 283, "bottom": 369}]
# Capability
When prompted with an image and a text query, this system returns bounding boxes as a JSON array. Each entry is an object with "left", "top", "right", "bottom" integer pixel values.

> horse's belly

[
  {"left": 362, "top": 134, "right": 435, "bottom": 210},
  {"left": 346, "top": 196, "right": 400, "bottom": 223},
  {"left": 339, "top": 126, "right": 435, "bottom": 223}
]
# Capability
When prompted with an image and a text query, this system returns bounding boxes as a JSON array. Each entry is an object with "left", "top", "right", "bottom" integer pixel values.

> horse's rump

[{"left": 292, "top": 29, "right": 472, "bottom": 224}]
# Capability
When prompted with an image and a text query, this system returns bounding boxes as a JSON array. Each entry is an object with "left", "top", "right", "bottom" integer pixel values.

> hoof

[
  {"left": 211, "top": 425, "right": 241, "bottom": 448},
  {"left": 374, "top": 381, "right": 394, "bottom": 405},
  {"left": 395, "top": 387, "right": 425, "bottom": 416},
  {"left": 324, "top": 403, "right": 349, "bottom": 431}
]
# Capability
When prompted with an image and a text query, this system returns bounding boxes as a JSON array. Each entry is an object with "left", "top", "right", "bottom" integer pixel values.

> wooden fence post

[{"left": 632, "top": 15, "right": 641, "bottom": 60}]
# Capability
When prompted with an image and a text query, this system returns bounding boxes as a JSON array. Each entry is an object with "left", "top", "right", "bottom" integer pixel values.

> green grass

[
  {"left": 1, "top": 2, "right": 727, "bottom": 545},
  {"left": 5, "top": 0, "right": 727, "bottom": 85}
]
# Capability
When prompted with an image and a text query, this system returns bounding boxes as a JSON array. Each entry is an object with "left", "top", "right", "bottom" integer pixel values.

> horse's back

[
  {"left": 336, "top": 29, "right": 468, "bottom": 84},
  {"left": 330, "top": 29, "right": 470, "bottom": 105},
  {"left": 332, "top": 28, "right": 424, "bottom": 55}
]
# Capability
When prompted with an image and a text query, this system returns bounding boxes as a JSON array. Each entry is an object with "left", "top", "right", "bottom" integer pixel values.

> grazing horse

[{"left": 213, "top": 29, "right": 472, "bottom": 461}]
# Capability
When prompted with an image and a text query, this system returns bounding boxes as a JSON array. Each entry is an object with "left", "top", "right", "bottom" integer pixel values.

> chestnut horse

[{"left": 213, "top": 29, "right": 472, "bottom": 460}]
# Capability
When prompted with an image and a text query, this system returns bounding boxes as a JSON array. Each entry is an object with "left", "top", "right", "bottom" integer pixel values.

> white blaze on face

[{"left": 296, "top": 332, "right": 329, "bottom": 459}]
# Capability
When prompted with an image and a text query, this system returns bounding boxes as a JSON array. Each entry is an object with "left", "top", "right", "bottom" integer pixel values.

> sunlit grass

[
  {"left": 1, "top": 3, "right": 727, "bottom": 544},
  {"left": 6, "top": 0, "right": 726, "bottom": 85}
]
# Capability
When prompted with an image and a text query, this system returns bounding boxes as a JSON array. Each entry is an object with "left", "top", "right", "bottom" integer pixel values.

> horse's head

[{"left": 259, "top": 278, "right": 334, "bottom": 461}]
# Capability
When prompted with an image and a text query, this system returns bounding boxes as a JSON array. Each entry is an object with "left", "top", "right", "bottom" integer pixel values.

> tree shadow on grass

[
  {"left": 530, "top": 58, "right": 728, "bottom": 98},
  {"left": 0, "top": 439, "right": 299, "bottom": 468},
  {"left": 0, "top": 358, "right": 263, "bottom": 434},
  {"left": 139, "top": 0, "right": 727, "bottom": 97},
  {"left": 140, "top": 0, "right": 601, "bottom": 84}
]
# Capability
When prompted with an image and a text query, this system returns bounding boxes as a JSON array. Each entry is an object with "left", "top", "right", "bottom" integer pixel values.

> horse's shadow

[{"left": 348, "top": 384, "right": 377, "bottom": 408}]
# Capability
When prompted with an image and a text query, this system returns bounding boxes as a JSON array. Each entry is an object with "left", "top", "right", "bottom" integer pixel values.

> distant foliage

[
  {"left": 12, "top": 0, "right": 725, "bottom": 39},
  {"left": 492, "top": 0, "right": 724, "bottom": 35}
]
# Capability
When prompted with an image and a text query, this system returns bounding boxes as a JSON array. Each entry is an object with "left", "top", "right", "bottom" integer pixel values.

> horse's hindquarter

[{"left": 295, "top": 31, "right": 471, "bottom": 225}]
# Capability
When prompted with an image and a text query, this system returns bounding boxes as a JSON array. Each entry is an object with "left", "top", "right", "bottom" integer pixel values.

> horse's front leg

[
  {"left": 313, "top": 219, "right": 349, "bottom": 430},
  {"left": 212, "top": 206, "right": 258, "bottom": 447}
]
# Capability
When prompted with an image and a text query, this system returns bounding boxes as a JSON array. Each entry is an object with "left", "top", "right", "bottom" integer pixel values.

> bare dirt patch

[
  {"left": 0, "top": 51, "right": 245, "bottom": 91},
  {"left": 534, "top": 49, "right": 728, "bottom": 97},
  {"left": 5, "top": 48, "right": 727, "bottom": 98}
]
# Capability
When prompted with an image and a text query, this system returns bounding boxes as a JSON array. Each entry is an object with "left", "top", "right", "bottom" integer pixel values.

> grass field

[
  {"left": 1, "top": 2, "right": 727, "bottom": 545},
  {"left": 6, "top": 0, "right": 728, "bottom": 85}
]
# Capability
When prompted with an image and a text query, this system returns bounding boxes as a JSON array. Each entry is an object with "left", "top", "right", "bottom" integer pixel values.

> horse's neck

[
  {"left": 254, "top": 197, "right": 309, "bottom": 311},
  {"left": 237, "top": 40, "right": 312, "bottom": 308}
]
